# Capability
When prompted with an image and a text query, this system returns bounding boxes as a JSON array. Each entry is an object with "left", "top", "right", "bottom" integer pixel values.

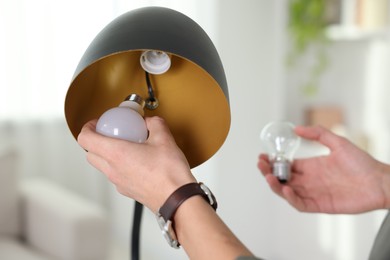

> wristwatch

[{"left": 156, "top": 182, "right": 218, "bottom": 248}]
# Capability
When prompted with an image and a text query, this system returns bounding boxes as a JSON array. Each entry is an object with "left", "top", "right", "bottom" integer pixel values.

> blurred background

[{"left": 1, "top": 0, "right": 390, "bottom": 259}]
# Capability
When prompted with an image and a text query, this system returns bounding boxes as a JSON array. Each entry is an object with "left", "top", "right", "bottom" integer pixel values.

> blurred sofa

[{"left": 0, "top": 148, "right": 109, "bottom": 260}]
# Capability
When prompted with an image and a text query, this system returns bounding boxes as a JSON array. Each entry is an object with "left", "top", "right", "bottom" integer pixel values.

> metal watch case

[{"left": 156, "top": 213, "right": 180, "bottom": 248}]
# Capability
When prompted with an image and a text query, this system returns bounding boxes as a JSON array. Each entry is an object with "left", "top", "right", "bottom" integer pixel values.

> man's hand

[
  {"left": 77, "top": 117, "right": 196, "bottom": 213},
  {"left": 258, "top": 125, "right": 390, "bottom": 214}
]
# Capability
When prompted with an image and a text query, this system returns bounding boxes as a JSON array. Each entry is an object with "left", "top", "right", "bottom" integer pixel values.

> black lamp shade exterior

[{"left": 65, "top": 7, "right": 230, "bottom": 168}]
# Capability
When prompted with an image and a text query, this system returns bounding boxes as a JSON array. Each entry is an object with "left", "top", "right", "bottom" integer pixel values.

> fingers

[
  {"left": 265, "top": 174, "right": 311, "bottom": 212},
  {"left": 257, "top": 154, "right": 271, "bottom": 176},
  {"left": 77, "top": 119, "right": 104, "bottom": 151},
  {"left": 291, "top": 158, "right": 313, "bottom": 175},
  {"left": 144, "top": 116, "right": 174, "bottom": 145},
  {"left": 295, "top": 125, "right": 346, "bottom": 151},
  {"left": 77, "top": 122, "right": 114, "bottom": 176},
  {"left": 265, "top": 174, "right": 301, "bottom": 205},
  {"left": 259, "top": 154, "right": 306, "bottom": 178},
  {"left": 85, "top": 152, "right": 111, "bottom": 176},
  {"left": 78, "top": 117, "right": 174, "bottom": 158},
  {"left": 283, "top": 186, "right": 307, "bottom": 212},
  {"left": 260, "top": 155, "right": 311, "bottom": 211},
  {"left": 77, "top": 119, "right": 132, "bottom": 159},
  {"left": 258, "top": 154, "right": 269, "bottom": 162},
  {"left": 265, "top": 174, "right": 283, "bottom": 196}
]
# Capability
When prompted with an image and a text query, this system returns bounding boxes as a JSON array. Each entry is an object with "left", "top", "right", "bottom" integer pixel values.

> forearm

[{"left": 174, "top": 195, "right": 254, "bottom": 260}]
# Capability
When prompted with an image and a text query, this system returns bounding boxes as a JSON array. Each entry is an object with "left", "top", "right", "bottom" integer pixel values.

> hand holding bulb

[{"left": 260, "top": 121, "right": 300, "bottom": 183}]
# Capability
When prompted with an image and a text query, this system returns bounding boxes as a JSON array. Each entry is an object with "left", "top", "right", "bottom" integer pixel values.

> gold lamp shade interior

[{"left": 64, "top": 7, "right": 230, "bottom": 169}]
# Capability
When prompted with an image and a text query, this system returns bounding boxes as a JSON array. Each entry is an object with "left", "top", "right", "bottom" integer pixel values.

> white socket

[{"left": 140, "top": 50, "right": 171, "bottom": 75}]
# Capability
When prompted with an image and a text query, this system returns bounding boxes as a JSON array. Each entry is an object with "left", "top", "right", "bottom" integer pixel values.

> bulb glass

[
  {"left": 260, "top": 121, "right": 300, "bottom": 182},
  {"left": 96, "top": 96, "right": 148, "bottom": 143}
]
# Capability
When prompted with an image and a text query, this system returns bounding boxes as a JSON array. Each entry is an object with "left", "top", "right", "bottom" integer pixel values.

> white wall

[
  {"left": 213, "top": 0, "right": 290, "bottom": 257},
  {"left": 210, "top": 1, "right": 387, "bottom": 260}
]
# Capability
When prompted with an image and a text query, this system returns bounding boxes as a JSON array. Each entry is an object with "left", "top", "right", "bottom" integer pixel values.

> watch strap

[
  {"left": 159, "top": 182, "right": 217, "bottom": 222},
  {"left": 156, "top": 182, "right": 217, "bottom": 248}
]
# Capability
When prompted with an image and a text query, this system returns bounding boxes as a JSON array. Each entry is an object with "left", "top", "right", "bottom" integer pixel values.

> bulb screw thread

[
  {"left": 272, "top": 158, "right": 291, "bottom": 183},
  {"left": 125, "top": 94, "right": 145, "bottom": 108}
]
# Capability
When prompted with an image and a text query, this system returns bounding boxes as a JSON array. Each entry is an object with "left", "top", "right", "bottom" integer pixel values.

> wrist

[
  {"left": 148, "top": 170, "right": 196, "bottom": 213},
  {"left": 156, "top": 182, "right": 217, "bottom": 248}
]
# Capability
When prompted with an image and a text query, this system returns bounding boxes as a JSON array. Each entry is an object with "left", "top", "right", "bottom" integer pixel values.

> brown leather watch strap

[{"left": 159, "top": 182, "right": 217, "bottom": 222}]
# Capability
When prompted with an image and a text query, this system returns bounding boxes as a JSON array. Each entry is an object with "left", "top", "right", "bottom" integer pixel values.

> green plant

[{"left": 288, "top": 0, "right": 330, "bottom": 96}]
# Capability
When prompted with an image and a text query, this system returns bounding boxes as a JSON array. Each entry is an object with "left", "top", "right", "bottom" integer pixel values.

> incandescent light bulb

[
  {"left": 96, "top": 94, "right": 148, "bottom": 143},
  {"left": 260, "top": 121, "right": 301, "bottom": 183}
]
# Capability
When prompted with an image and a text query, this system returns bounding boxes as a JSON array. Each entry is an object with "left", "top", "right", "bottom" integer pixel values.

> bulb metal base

[
  {"left": 125, "top": 94, "right": 145, "bottom": 107},
  {"left": 272, "top": 158, "right": 291, "bottom": 183}
]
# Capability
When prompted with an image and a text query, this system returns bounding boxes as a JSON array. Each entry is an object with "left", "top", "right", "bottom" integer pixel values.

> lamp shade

[{"left": 65, "top": 7, "right": 230, "bottom": 168}]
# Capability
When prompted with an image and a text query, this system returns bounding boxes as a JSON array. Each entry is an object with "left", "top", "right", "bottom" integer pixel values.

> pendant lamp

[{"left": 64, "top": 6, "right": 230, "bottom": 169}]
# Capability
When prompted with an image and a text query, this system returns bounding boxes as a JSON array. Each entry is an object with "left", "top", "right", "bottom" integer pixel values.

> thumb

[
  {"left": 295, "top": 125, "right": 347, "bottom": 151},
  {"left": 144, "top": 116, "right": 175, "bottom": 145}
]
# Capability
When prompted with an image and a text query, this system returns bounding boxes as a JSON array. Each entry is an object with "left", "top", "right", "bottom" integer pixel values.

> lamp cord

[
  {"left": 144, "top": 72, "right": 159, "bottom": 110},
  {"left": 131, "top": 201, "right": 144, "bottom": 260},
  {"left": 145, "top": 72, "right": 155, "bottom": 100}
]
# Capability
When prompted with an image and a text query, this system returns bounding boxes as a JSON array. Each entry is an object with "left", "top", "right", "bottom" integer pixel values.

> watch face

[{"left": 156, "top": 214, "right": 180, "bottom": 248}]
